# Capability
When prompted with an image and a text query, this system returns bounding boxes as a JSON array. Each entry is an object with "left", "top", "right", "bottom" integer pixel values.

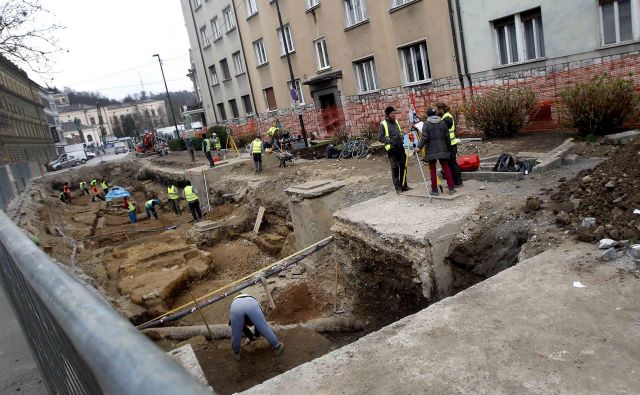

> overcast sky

[{"left": 28, "top": 0, "right": 194, "bottom": 100}]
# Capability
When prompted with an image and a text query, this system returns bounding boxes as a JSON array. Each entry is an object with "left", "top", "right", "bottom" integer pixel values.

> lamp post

[
  {"left": 275, "top": 0, "right": 308, "bottom": 147},
  {"left": 96, "top": 101, "right": 106, "bottom": 145},
  {"left": 153, "top": 54, "right": 181, "bottom": 139}
]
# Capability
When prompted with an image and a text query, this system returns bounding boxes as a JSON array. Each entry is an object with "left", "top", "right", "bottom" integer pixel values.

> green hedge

[
  {"left": 463, "top": 87, "right": 537, "bottom": 138},
  {"left": 167, "top": 138, "right": 186, "bottom": 151}
]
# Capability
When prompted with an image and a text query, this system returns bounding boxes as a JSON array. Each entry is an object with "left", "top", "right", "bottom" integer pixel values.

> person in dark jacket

[
  {"left": 436, "top": 102, "right": 463, "bottom": 187},
  {"left": 378, "top": 106, "right": 409, "bottom": 194},
  {"left": 414, "top": 108, "right": 456, "bottom": 195}
]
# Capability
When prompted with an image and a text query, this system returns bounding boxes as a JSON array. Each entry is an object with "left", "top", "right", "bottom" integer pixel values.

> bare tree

[{"left": 0, "top": 0, "right": 63, "bottom": 72}]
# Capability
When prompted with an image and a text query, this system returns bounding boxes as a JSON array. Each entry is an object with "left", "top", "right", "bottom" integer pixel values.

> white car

[{"left": 86, "top": 152, "right": 97, "bottom": 160}]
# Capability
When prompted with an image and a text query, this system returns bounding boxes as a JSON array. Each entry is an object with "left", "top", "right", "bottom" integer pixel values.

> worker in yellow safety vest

[
  {"left": 211, "top": 133, "right": 222, "bottom": 157},
  {"left": 79, "top": 181, "right": 90, "bottom": 195},
  {"left": 183, "top": 180, "right": 203, "bottom": 222},
  {"left": 378, "top": 106, "right": 409, "bottom": 194},
  {"left": 100, "top": 176, "right": 110, "bottom": 193},
  {"left": 436, "top": 102, "right": 463, "bottom": 187},
  {"left": 167, "top": 181, "right": 181, "bottom": 216},
  {"left": 229, "top": 293, "right": 284, "bottom": 360},
  {"left": 251, "top": 135, "right": 263, "bottom": 172},
  {"left": 124, "top": 197, "right": 137, "bottom": 224},
  {"left": 202, "top": 133, "right": 215, "bottom": 168}
]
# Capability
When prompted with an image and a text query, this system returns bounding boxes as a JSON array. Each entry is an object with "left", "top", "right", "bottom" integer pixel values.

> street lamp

[{"left": 153, "top": 54, "right": 181, "bottom": 139}]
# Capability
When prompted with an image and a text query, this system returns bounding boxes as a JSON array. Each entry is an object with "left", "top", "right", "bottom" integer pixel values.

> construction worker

[
  {"left": 124, "top": 197, "right": 138, "bottom": 224},
  {"left": 100, "top": 176, "right": 110, "bottom": 193},
  {"left": 211, "top": 133, "right": 222, "bottom": 157},
  {"left": 185, "top": 137, "right": 196, "bottom": 162},
  {"left": 144, "top": 198, "right": 162, "bottom": 221},
  {"left": 59, "top": 191, "right": 68, "bottom": 204},
  {"left": 63, "top": 182, "right": 72, "bottom": 203},
  {"left": 91, "top": 183, "right": 105, "bottom": 202},
  {"left": 202, "top": 133, "right": 215, "bottom": 168},
  {"left": 251, "top": 135, "right": 263, "bottom": 173},
  {"left": 266, "top": 126, "right": 279, "bottom": 150},
  {"left": 229, "top": 294, "right": 284, "bottom": 361},
  {"left": 167, "top": 181, "right": 181, "bottom": 215},
  {"left": 90, "top": 179, "right": 98, "bottom": 188},
  {"left": 414, "top": 108, "right": 456, "bottom": 195},
  {"left": 79, "top": 181, "right": 90, "bottom": 195},
  {"left": 436, "top": 102, "right": 463, "bottom": 187},
  {"left": 183, "top": 180, "right": 203, "bottom": 222},
  {"left": 378, "top": 106, "right": 409, "bottom": 194}
]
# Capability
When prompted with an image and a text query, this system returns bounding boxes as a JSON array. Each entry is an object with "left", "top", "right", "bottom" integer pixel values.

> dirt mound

[
  {"left": 550, "top": 138, "right": 640, "bottom": 242},
  {"left": 267, "top": 282, "right": 327, "bottom": 325}
]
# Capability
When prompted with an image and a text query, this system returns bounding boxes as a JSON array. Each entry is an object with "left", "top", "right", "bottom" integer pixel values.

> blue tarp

[{"left": 105, "top": 186, "right": 131, "bottom": 202}]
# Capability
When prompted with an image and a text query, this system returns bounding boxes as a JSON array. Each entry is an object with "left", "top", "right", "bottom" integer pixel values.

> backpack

[
  {"left": 493, "top": 153, "right": 515, "bottom": 172},
  {"left": 516, "top": 160, "right": 534, "bottom": 175}
]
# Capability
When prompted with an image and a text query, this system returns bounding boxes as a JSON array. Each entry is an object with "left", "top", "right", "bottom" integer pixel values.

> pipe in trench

[{"left": 143, "top": 317, "right": 365, "bottom": 341}]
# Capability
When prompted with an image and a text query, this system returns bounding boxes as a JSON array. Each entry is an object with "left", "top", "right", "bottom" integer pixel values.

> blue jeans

[
  {"left": 128, "top": 211, "right": 137, "bottom": 224},
  {"left": 230, "top": 296, "right": 279, "bottom": 353},
  {"left": 145, "top": 207, "right": 158, "bottom": 220}
]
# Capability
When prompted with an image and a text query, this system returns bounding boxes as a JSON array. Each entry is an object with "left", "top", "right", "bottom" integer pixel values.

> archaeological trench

[{"left": 12, "top": 154, "right": 560, "bottom": 395}]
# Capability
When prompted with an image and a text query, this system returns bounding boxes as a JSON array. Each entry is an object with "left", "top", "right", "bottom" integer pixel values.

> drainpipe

[
  {"left": 447, "top": 0, "right": 465, "bottom": 100},
  {"left": 453, "top": 0, "right": 473, "bottom": 92},
  {"left": 231, "top": 0, "right": 259, "bottom": 118},
  {"left": 187, "top": 0, "right": 219, "bottom": 125}
]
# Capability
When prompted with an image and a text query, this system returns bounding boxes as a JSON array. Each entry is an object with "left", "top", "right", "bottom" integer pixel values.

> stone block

[
  {"left": 562, "top": 154, "right": 579, "bottom": 165},
  {"left": 166, "top": 344, "right": 209, "bottom": 387},
  {"left": 603, "top": 130, "right": 640, "bottom": 145},
  {"left": 193, "top": 220, "right": 221, "bottom": 232}
]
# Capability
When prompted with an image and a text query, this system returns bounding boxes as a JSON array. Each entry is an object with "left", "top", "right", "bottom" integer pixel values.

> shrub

[
  {"left": 560, "top": 74, "right": 639, "bottom": 136},
  {"left": 167, "top": 138, "right": 186, "bottom": 151},
  {"left": 191, "top": 137, "right": 203, "bottom": 151},
  {"left": 331, "top": 127, "right": 350, "bottom": 145},
  {"left": 463, "top": 87, "right": 537, "bottom": 138},
  {"left": 360, "top": 123, "right": 379, "bottom": 141},
  {"left": 236, "top": 134, "right": 254, "bottom": 149},
  {"left": 208, "top": 125, "right": 229, "bottom": 148}
]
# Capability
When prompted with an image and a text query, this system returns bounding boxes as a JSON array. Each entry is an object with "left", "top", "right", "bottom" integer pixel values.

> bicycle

[{"left": 339, "top": 137, "right": 370, "bottom": 159}]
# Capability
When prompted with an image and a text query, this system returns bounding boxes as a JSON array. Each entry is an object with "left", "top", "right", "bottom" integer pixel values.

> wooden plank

[{"left": 253, "top": 206, "right": 266, "bottom": 234}]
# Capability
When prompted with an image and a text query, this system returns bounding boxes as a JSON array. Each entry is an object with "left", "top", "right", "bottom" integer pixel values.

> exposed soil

[
  {"left": 266, "top": 282, "right": 328, "bottom": 325},
  {"left": 550, "top": 138, "right": 640, "bottom": 242},
  {"left": 458, "top": 130, "right": 577, "bottom": 157}
]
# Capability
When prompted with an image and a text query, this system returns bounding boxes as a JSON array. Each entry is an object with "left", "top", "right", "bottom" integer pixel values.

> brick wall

[{"left": 217, "top": 50, "right": 640, "bottom": 139}]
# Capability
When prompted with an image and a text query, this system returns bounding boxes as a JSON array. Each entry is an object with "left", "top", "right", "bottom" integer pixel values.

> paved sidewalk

[{"left": 0, "top": 286, "right": 45, "bottom": 394}]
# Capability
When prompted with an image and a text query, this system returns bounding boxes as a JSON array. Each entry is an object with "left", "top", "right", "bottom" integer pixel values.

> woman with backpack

[{"left": 414, "top": 108, "right": 456, "bottom": 195}]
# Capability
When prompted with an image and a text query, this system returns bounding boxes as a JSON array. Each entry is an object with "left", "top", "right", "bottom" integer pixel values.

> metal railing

[{"left": 0, "top": 210, "right": 211, "bottom": 395}]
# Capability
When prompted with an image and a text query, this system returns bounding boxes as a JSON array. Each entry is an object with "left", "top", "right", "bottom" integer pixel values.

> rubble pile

[{"left": 550, "top": 138, "right": 640, "bottom": 242}]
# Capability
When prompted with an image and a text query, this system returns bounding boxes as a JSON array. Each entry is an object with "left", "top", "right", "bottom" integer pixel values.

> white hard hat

[{"left": 212, "top": 133, "right": 217, "bottom": 137}]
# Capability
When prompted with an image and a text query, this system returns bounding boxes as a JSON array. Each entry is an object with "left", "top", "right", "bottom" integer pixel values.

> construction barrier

[{"left": 0, "top": 210, "right": 211, "bottom": 395}]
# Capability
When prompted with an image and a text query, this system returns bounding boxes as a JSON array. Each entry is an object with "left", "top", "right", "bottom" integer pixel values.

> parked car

[
  {"left": 114, "top": 142, "right": 128, "bottom": 154},
  {"left": 86, "top": 152, "right": 97, "bottom": 160},
  {"left": 47, "top": 155, "right": 81, "bottom": 171}
]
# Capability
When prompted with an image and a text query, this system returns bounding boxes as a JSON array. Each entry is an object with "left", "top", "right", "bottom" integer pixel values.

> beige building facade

[{"left": 230, "top": 0, "right": 458, "bottom": 134}]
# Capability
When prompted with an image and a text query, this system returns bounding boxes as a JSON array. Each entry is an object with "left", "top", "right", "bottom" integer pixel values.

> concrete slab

[
  {"left": 167, "top": 344, "right": 210, "bottom": 388},
  {"left": 285, "top": 179, "right": 343, "bottom": 200},
  {"left": 562, "top": 153, "right": 579, "bottom": 165},
  {"left": 193, "top": 220, "right": 221, "bottom": 232},
  {"left": 245, "top": 243, "right": 640, "bottom": 394},
  {"left": 516, "top": 151, "right": 546, "bottom": 160},
  {"left": 462, "top": 171, "right": 524, "bottom": 182},
  {"left": 603, "top": 130, "right": 640, "bottom": 145},
  {"left": 533, "top": 155, "right": 562, "bottom": 173},
  {"left": 292, "top": 180, "right": 332, "bottom": 190},
  {"left": 402, "top": 188, "right": 463, "bottom": 201}
]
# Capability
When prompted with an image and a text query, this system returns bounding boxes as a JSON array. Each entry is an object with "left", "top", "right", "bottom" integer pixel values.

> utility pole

[
  {"left": 275, "top": 0, "right": 308, "bottom": 147},
  {"left": 153, "top": 54, "right": 180, "bottom": 139}
]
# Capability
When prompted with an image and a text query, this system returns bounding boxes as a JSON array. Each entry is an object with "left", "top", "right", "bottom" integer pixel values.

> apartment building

[
  {"left": 0, "top": 55, "right": 56, "bottom": 165},
  {"left": 39, "top": 90, "right": 65, "bottom": 155},
  {"left": 180, "top": 0, "right": 256, "bottom": 126},
  {"left": 231, "top": 0, "right": 458, "bottom": 135}
]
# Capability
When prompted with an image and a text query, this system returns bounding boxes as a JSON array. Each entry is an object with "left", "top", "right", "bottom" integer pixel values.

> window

[
  {"left": 306, "top": 0, "right": 320, "bottom": 10},
  {"left": 277, "top": 24, "right": 295, "bottom": 55},
  {"left": 344, "top": 0, "right": 368, "bottom": 27},
  {"left": 400, "top": 41, "right": 430, "bottom": 84},
  {"left": 209, "top": 64, "right": 219, "bottom": 85},
  {"left": 90, "top": 117, "right": 96, "bottom": 125},
  {"left": 494, "top": 8, "right": 545, "bottom": 66},
  {"left": 287, "top": 79, "right": 305, "bottom": 105},
  {"left": 211, "top": 17, "right": 222, "bottom": 41},
  {"left": 242, "top": 95, "right": 253, "bottom": 115},
  {"left": 217, "top": 103, "right": 227, "bottom": 120},
  {"left": 224, "top": 6, "right": 236, "bottom": 32},
  {"left": 391, "top": 0, "right": 414, "bottom": 7},
  {"left": 200, "top": 26, "right": 211, "bottom": 47},
  {"left": 600, "top": 0, "right": 634, "bottom": 45},
  {"left": 220, "top": 58, "right": 231, "bottom": 80},
  {"left": 246, "top": 0, "right": 258, "bottom": 17},
  {"left": 254, "top": 39, "right": 268, "bottom": 65},
  {"left": 232, "top": 51, "right": 245, "bottom": 75},
  {"left": 264, "top": 87, "right": 277, "bottom": 111},
  {"left": 229, "top": 99, "right": 239, "bottom": 118},
  {"left": 354, "top": 57, "right": 378, "bottom": 93},
  {"left": 314, "top": 38, "right": 330, "bottom": 70}
]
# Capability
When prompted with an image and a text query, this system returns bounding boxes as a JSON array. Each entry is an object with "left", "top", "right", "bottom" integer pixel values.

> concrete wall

[{"left": 0, "top": 160, "right": 44, "bottom": 212}]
